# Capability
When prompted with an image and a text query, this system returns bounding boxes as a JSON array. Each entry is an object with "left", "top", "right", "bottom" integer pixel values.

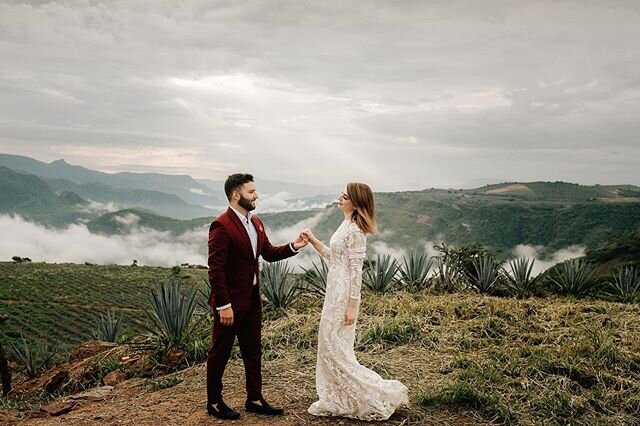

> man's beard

[{"left": 238, "top": 194, "right": 256, "bottom": 211}]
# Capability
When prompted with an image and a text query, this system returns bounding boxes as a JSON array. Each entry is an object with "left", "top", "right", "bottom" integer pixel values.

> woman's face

[{"left": 337, "top": 187, "right": 355, "bottom": 214}]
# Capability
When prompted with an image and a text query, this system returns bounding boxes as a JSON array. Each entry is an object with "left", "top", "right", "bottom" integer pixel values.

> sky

[{"left": 1, "top": 0, "right": 639, "bottom": 190}]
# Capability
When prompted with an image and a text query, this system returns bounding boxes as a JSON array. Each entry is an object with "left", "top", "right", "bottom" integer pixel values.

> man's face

[{"left": 236, "top": 181, "right": 258, "bottom": 211}]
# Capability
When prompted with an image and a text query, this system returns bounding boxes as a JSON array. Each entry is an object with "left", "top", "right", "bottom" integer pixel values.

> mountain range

[
  {"left": 0, "top": 154, "right": 340, "bottom": 219},
  {"left": 1, "top": 153, "right": 640, "bottom": 264}
]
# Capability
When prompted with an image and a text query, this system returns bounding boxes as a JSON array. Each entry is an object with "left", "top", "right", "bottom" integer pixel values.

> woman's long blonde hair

[{"left": 347, "top": 182, "right": 377, "bottom": 235}]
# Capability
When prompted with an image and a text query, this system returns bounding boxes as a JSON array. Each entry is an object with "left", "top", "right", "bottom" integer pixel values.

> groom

[{"left": 207, "top": 173, "right": 307, "bottom": 419}]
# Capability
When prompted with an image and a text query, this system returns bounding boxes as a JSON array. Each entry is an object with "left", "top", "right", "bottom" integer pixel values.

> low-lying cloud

[
  {"left": 1, "top": 214, "right": 207, "bottom": 266},
  {"left": 258, "top": 192, "right": 331, "bottom": 213},
  {"left": 1, "top": 213, "right": 589, "bottom": 276},
  {"left": 511, "top": 244, "right": 586, "bottom": 276}
]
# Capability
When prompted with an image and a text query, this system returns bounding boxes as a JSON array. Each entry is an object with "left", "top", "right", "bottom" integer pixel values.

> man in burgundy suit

[{"left": 206, "top": 173, "right": 307, "bottom": 420}]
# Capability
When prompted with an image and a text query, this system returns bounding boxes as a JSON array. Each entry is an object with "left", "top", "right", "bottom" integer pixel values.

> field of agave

[
  {"left": 0, "top": 262, "right": 208, "bottom": 348},
  {"left": 1, "top": 248, "right": 639, "bottom": 424}
]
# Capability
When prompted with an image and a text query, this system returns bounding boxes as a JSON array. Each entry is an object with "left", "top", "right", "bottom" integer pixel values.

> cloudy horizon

[{"left": 1, "top": 1, "right": 639, "bottom": 190}]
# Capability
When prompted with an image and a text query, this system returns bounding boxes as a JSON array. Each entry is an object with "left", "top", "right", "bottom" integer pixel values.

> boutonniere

[{"left": 258, "top": 225, "right": 263, "bottom": 232}]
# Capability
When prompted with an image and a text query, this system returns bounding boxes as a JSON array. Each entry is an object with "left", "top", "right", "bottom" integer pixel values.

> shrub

[
  {"left": 503, "top": 257, "right": 542, "bottom": 298},
  {"left": 145, "top": 280, "right": 199, "bottom": 348},
  {"left": 467, "top": 255, "right": 501, "bottom": 294},
  {"left": 431, "top": 257, "right": 463, "bottom": 293},
  {"left": 301, "top": 257, "right": 329, "bottom": 296},
  {"left": 94, "top": 310, "right": 121, "bottom": 342},
  {"left": 550, "top": 259, "right": 597, "bottom": 297},
  {"left": 260, "top": 261, "right": 299, "bottom": 311},
  {"left": 605, "top": 266, "right": 640, "bottom": 303},
  {"left": 397, "top": 251, "right": 434, "bottom": 291},
  {"left": 363, "top": 254, "right": 399, "bottom": 293},
  {"left": 8, "top": 336, "right": 58, "bottom": 378}
]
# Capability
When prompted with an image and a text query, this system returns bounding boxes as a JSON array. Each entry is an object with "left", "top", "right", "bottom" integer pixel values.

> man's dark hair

[{"left": 224, "top": 173, "right": 254, "bottom": 200}]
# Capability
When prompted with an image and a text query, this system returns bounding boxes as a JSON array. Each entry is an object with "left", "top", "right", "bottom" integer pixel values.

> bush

[
  {"left": 94, "top": 310, "right": 122, "bottom": 342},
  {"left": 397, "top": 251, "right": 434, "bottom": 291},
  {"left": 431, "top": 257, "right": 464, "bottom": 293},
  {"left": 503, "top": 257, "right": 542, "bottom": 298},
  {"left": 605, "top": 266, "right": 640, "bottom": 303},
  {"left": 301, "top": 258, "right": 329, "bottom": 296},
  {"left": 145, "top": 280, "right": 199, "bottom": 349},
  {"left": 8, "top": 335, "right": 59, "bottom": 378},
  {"left": 363, "top": 254, "right": 399, "bottom": 293},
  {"left": 466, "top": 255, "right": 501, "bottom": 294},
  {"left": 550, "top": 259, "right": 597, "bottom": 297},
  {"left": 260, "top": 261, "right": 299, "bottom": 311}
]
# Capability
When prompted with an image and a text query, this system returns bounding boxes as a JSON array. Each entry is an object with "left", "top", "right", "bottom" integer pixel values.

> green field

[{"left": 0, "top": 262, "right": 207, "bottom": 348}]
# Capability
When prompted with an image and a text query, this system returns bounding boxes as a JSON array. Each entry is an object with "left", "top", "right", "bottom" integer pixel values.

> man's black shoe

[
  {"left": 245, "top": 398, "right": 284, "bottom": 415},
  {"left": 207, "top": 401, "right": 240, "bottom": 420}
]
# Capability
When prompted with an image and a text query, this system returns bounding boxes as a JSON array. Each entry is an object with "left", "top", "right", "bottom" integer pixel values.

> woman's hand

[
  {"left": 344, "top": 299, "right": 359, "bottom": 326},
  {"left": 301, "top": 228, "right": 316, "bottom": 242}
]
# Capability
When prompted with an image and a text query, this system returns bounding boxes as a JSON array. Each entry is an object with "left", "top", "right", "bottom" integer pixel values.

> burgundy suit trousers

[{"left": 207, "top": 288, "right": 263, "bottom": 403}]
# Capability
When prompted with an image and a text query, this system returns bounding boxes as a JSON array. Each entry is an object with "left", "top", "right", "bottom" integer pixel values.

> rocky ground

[{"left": 0, "top": 341, "right": 487, "bottom": 425}]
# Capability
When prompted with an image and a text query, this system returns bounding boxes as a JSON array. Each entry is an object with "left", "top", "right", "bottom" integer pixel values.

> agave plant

[
  {"left": 550, "top": 258, "right": 597, "bottom": 297},
  {"left": 398, "top": 251, "right": 434, "bottom": 292},
  {"left": 503, "top": 257, "right": 542, "bottom": 298},
  {"left": 260, "top": 261, "right": 299, "bottom": 310},
  {"left": 94, "top": 309, "right": 122, "bottom": 342},
  {"left": 466, "top": 255, "right": 501, "bottom": 294},
  {"left": 8, "top": 335, "right": 58, "bottom": 378},
  {"left": 363, "top": 254, "right": 400, "bottom": 293},
  {"left": 301, "top": 257, "right": 329, "bottom": 296},
  {"left": 145, "top": 280, "right": 199, "bottom": 348},
  {"left": 606, "top": 266, "right": 640, "bottom": 303},
  {"left": 431, "top": 257, "right": 463, "bottom": 293}
]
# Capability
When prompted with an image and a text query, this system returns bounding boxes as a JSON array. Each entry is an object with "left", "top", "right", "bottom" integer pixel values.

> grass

[
  {"left": 0, "top": 262, "right": 207, "bottom": 346},
  {"left": 1, "top": 263, "right": 640, "bottom": 424}
]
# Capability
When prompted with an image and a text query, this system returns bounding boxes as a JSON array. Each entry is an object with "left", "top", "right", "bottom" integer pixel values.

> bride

[{"left": 302, "top": 182, "right": 408, "bottom": 421}]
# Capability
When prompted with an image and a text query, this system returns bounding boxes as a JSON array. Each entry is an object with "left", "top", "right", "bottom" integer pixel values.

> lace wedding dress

[{"left": 308, "top": 220, "right": 409, "bottom": 420}]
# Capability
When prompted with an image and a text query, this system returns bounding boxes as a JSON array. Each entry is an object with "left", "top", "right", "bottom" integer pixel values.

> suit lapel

[
  {"left": 226, "top": 208, "right": 254, "bottom": 257},
  {"left": 251, "top": 215, "right": 264, "bottom": 255}
]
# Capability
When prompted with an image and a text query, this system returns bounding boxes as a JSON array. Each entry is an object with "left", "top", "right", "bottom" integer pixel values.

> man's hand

[
  {"left": 293, "top": 233, "right": 308, "bottom": 250},
  {"left": 219, "top": 306, "right": 234, "bottom": 327}
]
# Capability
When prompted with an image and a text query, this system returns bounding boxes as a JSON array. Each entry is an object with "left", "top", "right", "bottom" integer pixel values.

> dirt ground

[{"left": 1, "top": 356, "right": 490, "bottom": 426}]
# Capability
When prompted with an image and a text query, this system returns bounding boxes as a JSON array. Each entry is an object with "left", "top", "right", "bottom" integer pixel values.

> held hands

[
  {"left": 293, "top": 228, "right": 316, "bottom": 250},
  {"left": 301, "top": 229, "right": 316, "bottom": 243},
  {"left": 293, "top": 233, "right": 309, "bottom": 250}
]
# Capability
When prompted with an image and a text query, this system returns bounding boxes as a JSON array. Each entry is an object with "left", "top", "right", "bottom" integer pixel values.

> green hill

[
  {"left": 46, "top": 178, "right": 215, "bottom": 219},
  {"left": 0, "top": 154, "right": 224, "bottom": 208},
  {"left": 80, "top": 183, "right": 640, "bottom": 257},
  {"left": 0, "top": 166, "right": 95, "bottom": 226},
  {"left": 86, "top": 208, "right": 212, "bottom": 235},
  {"left": 0, "top": 166, "right": 57, "bottom": 209}
]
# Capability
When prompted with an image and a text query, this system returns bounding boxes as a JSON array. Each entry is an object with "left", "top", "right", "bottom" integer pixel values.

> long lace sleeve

[
  {"left": 346, "top": 226, "right": 367, "bottom": 300},
  {"left": 316, "top": 241, "right": 332, "bottom": 261}
]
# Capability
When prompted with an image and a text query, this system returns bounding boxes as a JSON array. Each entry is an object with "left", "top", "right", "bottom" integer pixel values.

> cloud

[
  {"left": 257, "top": 192, "right": 331, "bottom": 213},
  {"left": 510, "top": 244, "right": 586, "bottom": 276},
  {"left": 1, "top": 1, "right": 638, "bottom": 188},
  {"left": 113, "top": 212, "right": 141, "bottom": 227},
  {"left": 263, "top": 210, "right": 331, "bottom": 272},
  {"left": 189, "top": 188, "right": 211, "bottom": 196},
  {"left": 77, "top": 200, "right": 119, "bottom": 215},
  {"left": 0, "top": 214, "right": 206, "bottom": 266}
]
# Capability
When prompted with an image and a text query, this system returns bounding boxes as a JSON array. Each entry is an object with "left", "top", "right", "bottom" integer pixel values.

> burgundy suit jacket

[{"left": 207, "top": 207, "right": 297, "bottom": 311}]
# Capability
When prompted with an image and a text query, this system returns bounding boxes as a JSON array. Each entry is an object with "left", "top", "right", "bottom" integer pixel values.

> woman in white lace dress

[{"left": 301, "top": 182, "right": 408, "bottom": 421}]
